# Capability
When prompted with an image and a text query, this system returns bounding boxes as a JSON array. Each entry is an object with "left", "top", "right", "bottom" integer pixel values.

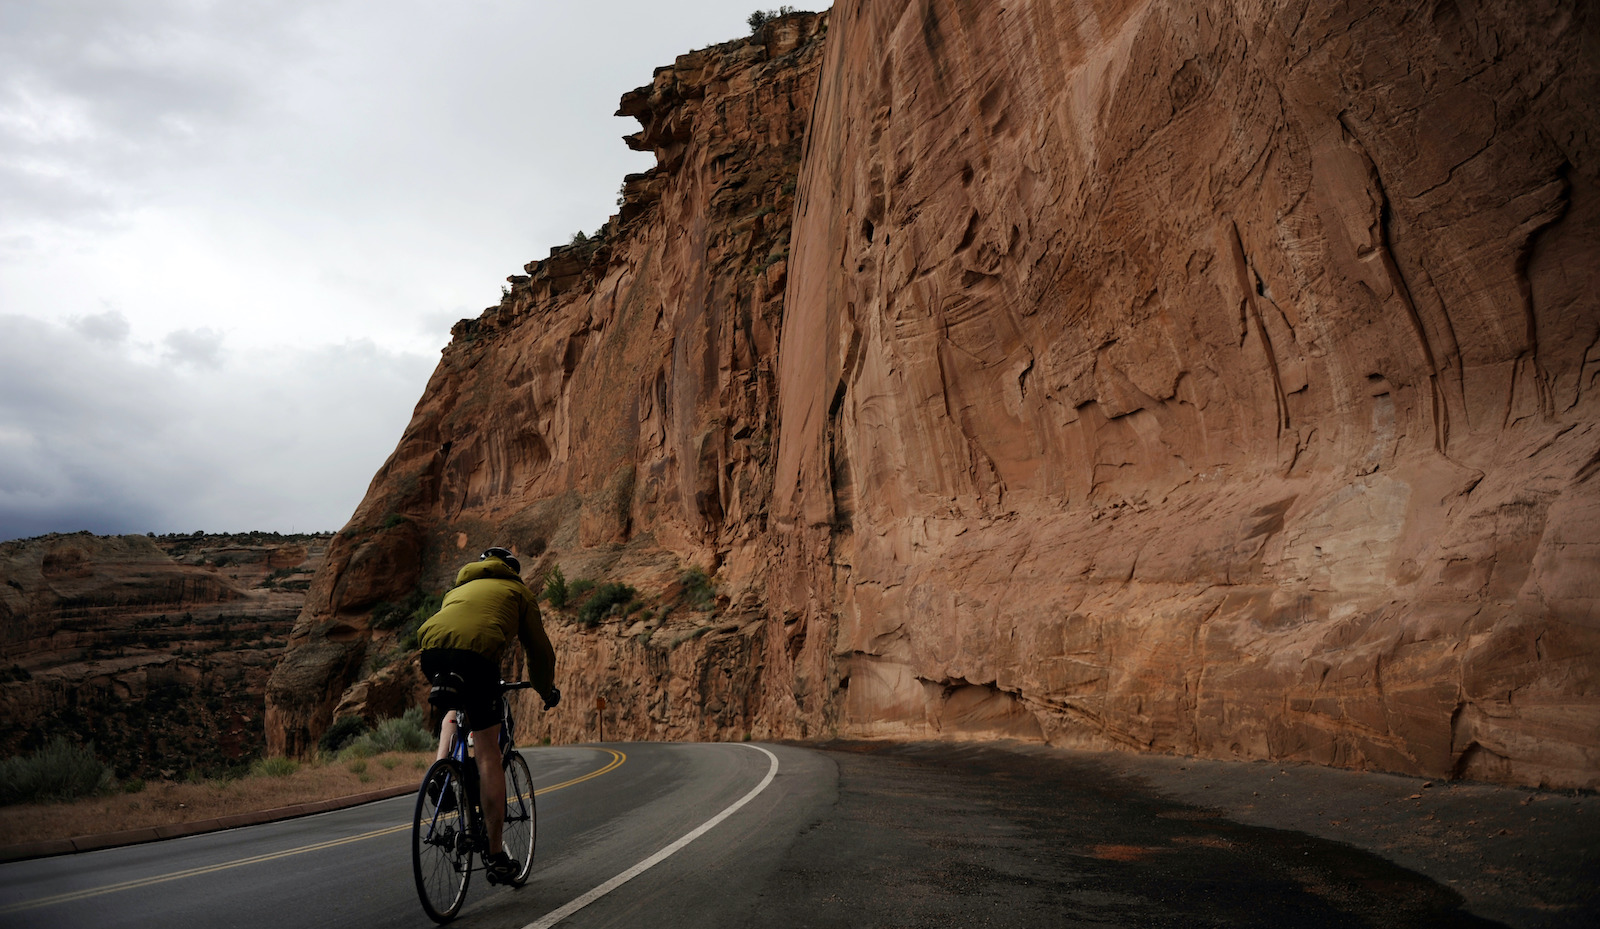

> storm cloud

[
  {"left": 0, "top": 312, "right": 435, "bottom": 538},
  {"left": 0, "top": 0, "right": 780, "bottom": 540}
]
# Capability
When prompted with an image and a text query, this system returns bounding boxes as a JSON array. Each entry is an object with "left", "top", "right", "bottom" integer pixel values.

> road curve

[
  {"left": 0, "top": 741, "right": 828, "bottom": 929},
  {"left": 3, "top": 740, "right": 1579, "bottom": 928}
]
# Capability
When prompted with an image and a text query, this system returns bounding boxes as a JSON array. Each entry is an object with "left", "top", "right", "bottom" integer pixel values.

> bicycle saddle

[{"left": 428, "top": 671, "right": 468, "bottom": 709}]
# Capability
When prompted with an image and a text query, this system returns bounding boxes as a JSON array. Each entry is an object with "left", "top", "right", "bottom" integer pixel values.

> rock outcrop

[
  {"left": 268, "top": 2, "right": 1599, "bottom": 789},
  {"left": 264, "top": 13, "right": 831, "bottom": 757},
  {"left": 1, "top": 532, "right": 329, "bottom": 777}
]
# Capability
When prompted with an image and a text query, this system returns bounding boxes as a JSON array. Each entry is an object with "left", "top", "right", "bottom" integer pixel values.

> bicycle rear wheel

[
  {"left": 414, "top": 759, "right": 472, "bottom": 923},
  {"left": 502, "top": 751, "right": 536, "bottom": 885}
]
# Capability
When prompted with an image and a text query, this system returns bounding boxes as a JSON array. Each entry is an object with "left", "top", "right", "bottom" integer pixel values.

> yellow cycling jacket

[{"left": 417, "top": 558, "right": 555, "bottom": 692}]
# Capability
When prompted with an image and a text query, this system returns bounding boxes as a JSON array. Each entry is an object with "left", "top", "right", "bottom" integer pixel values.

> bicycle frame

[
  {"left": 426, "top": 682, "right": 533, "bottom": 853},
  {"left": 413, "top": 679, "right": 539, "bottom": 922}
]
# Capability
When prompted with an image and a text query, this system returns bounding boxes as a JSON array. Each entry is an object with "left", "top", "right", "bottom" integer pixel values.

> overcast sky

[{"left": 0, "top": 0, "right": 799, "bottom": 541}]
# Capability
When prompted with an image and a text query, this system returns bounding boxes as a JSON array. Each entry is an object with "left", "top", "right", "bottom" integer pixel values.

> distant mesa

[{"left": 1, "top": 531, "right": 331, "bottom": 779}]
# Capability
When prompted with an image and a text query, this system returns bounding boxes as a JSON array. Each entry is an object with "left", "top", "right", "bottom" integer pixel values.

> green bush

[
  {"left": 372, "top": 589, "right": 443, "bottom": 652},
  {"left": 682, "top": 567, "right": 716, "bottom": 611},
  {"left": 748, "top": 9, "right": 767, "bottom": 32},
  {"left": 0, "top": 738, "right": 111, "bottom": 806},
  {"left": 747, "top": 6, "right": 796, "bottom": 34},
  {"left": 251, "top": 756, "right": 299, "bottom": 778},
  {"left": 338, "top": 707, "right": 432, "bottom": 759},
  {"left": 543, "top": 564, "right": 569, "bottom": 609},
  {"left": 578, "top": 582, "right": 636, "bottom": 627},
  {"left": 569, "top": 579, "right": 596, "bottom": 601},
  {"left": 337, "top": 740, "right": 375, "bottom": 761},
  {"left": 372, "top": 588, "right": 443, "bottom": 632},
  {"left": 320, "top": 715, "right": 368, "bottom": 753},
  {"left": 374, "top": 713, "right": 433, "bottom": 752}
]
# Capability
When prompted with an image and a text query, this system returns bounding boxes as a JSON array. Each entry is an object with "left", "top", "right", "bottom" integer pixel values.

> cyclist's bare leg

[
  {"left": 435, "top": 710, "right": 458, "bottom": 761},
  {"left": 473, "top": 723, "right": 506, "bottom": 854}
]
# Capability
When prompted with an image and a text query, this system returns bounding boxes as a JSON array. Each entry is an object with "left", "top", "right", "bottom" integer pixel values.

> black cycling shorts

[{"left": 420, "top": 648, "right": 504, "bottom": 732}]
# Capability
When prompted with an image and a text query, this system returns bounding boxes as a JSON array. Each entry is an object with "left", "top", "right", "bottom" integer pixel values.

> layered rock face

[
  {"left": 1, "top": 532, "right": 328, "bottom": 777},
  {"left": 775, "top": 0, "right": 1599, "bottom": 788},
  {"left": 268, "top": 2, "right": 1599, "bottom": 788},
  {"left": 265, "top": 14, "right": 831, "bottom": 757}
]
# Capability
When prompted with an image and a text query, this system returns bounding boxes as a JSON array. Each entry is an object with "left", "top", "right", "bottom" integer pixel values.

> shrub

[
  {"left": 569, "top": 578, "right": 596, "bottom": 601},
  {"left": 338, "top": 740, "right": 375, "bottom": 761},
  {"left": 251, "top": 756, "right": 299, "bottom": 778},
  {"left": 0, "top": 738, "right": 111, "bottom": 806},
  {"left": 748, "top": 6, "right": 796, "bottom": 34},
  {"left": 681, "top": 568, "right": 716, "bottom": 612},
  {"left": 578, "top": 582, "right": 636, "bottom": 627},
  {"left": 543, "top": 564, "right": 569, "bottom": 609},
  {"left": 373, "top": 713, "right": 433, "bottom": 752},
  {"left": 320, "top": 715, "right": 368, "bottom": 754},
  {"left": 370, "top": 601, "right": 408, "bottom": 630},
  {"left": 346, "top": 758, "right": 368, "bottom": 775},
  {"left": 339, "top": 707, "right": 432, "bottom": 758},
  {"left": 669, "top": 625, "right": 714, "bottom": 649},
  {"left": 373, "top": 588, "right": 444, "bottom": 650}
]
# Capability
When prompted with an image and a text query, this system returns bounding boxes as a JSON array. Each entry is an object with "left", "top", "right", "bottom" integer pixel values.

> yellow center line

[{"left": 0, "top": 747, "right": 626, "bottom": 916}]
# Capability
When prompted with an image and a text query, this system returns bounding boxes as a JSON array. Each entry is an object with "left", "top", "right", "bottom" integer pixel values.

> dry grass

[{"left": 0, "top": 751, "right": 433, "bottom": 846}]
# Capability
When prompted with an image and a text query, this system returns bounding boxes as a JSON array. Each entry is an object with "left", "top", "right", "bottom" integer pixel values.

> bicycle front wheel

[
  {"left": 414, "top": 759, "right": 472, "bottom": 923},
  {"left": 502, "top": 751, "right": 536, "bottom": 885}
]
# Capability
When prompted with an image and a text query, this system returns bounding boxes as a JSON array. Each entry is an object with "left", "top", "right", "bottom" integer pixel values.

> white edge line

[{"left": 521, "top": 743, "right": 780, "bottom": 929}]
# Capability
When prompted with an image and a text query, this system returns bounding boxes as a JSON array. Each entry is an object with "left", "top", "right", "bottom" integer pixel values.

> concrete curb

[{"left": 0, "top": 784, "right": 415, "bottom": 864}]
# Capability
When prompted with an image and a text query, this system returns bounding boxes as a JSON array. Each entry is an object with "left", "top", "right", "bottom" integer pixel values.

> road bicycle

[{"left": 412, "top": 679, "right": 539, "bottom": 923}]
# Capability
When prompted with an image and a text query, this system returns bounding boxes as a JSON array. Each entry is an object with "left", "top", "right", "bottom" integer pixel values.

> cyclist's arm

[{"left": 517, "top": 594, "right": 556, "bottom": 694}]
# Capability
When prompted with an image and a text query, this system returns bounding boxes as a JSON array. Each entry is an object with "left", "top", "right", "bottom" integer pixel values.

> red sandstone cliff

[
  {"left": 267, "top": 2, "right": 1599, "bottom": 789},
  {"left": 775, "top": 0, "right": 1599, "bottom": 789},
  {"left": 264, "top": 13, "right": 831, "bottom": 757}
]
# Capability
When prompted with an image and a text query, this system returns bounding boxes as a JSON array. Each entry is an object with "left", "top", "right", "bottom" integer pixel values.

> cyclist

[{"left": 417, "top": 547, "right": 560, "bottom": 884}]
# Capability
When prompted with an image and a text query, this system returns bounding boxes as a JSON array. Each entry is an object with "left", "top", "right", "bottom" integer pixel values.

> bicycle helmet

[{"left": 480, "top": 547, "right": 520, "bottom": 574}]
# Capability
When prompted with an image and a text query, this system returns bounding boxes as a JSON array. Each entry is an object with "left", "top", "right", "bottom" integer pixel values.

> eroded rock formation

[
  {"left": 264, "top": 13, "right": 831, "bottom": 757},
  {"left": 268, "top": 2, "right": 1599, "bottom": 789},
  {"left": 1, "top": 532, "right": 328, "bottom": 777},
  {"left": 776, "top": 0, "right": 1599, "bottom": 789}
]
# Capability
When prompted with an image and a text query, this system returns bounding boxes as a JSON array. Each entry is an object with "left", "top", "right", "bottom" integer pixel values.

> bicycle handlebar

[{"left": 499, "top": 679, "right": 558, "bottom": 710}]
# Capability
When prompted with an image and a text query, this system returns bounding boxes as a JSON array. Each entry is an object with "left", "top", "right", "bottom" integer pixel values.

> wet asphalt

[
  {"left": 2, "top": 740, "right": 1592, "bottom": 928},
  {"left": 748, "top": 740, "right": 1597, "bottom": 929}
]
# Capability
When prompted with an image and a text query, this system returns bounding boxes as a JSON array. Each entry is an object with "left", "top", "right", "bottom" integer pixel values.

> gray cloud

[
  {"left": 0, "top": 1, "right": 791, "bottom": 540},
  {"left": 70, "top": 308, "right": 131, "bottom": 344},
  {"left": 0, "top": 0, "right": 309, "bottom": 226},
  {"left": 0, "top": 314, "right": 435, "bottom": 540},
  {"left": 162, "top": 326, "right": 225, "bottom": 368}
]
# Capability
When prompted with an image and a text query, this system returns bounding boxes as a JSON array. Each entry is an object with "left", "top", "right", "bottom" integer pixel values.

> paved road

[
  {"left": 0, "top": 742, "right": 824, "bottom": 929},
  {"left": 1, "top": 741, "right": 1592, "bottom": 928}
]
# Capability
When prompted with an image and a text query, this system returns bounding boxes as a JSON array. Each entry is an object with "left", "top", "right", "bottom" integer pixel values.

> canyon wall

[
  {"left": 775, "top": 0, "right": 1599, "bottom": 788},
  {"left": 267, "top": 2, "right": 1599, "bottom": 788},
  {"left": 1, "top": 532, "right": 328, "bottom": 777},
  {"left": 265, "top": 14, "right": 833, "bottom": 757}
]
